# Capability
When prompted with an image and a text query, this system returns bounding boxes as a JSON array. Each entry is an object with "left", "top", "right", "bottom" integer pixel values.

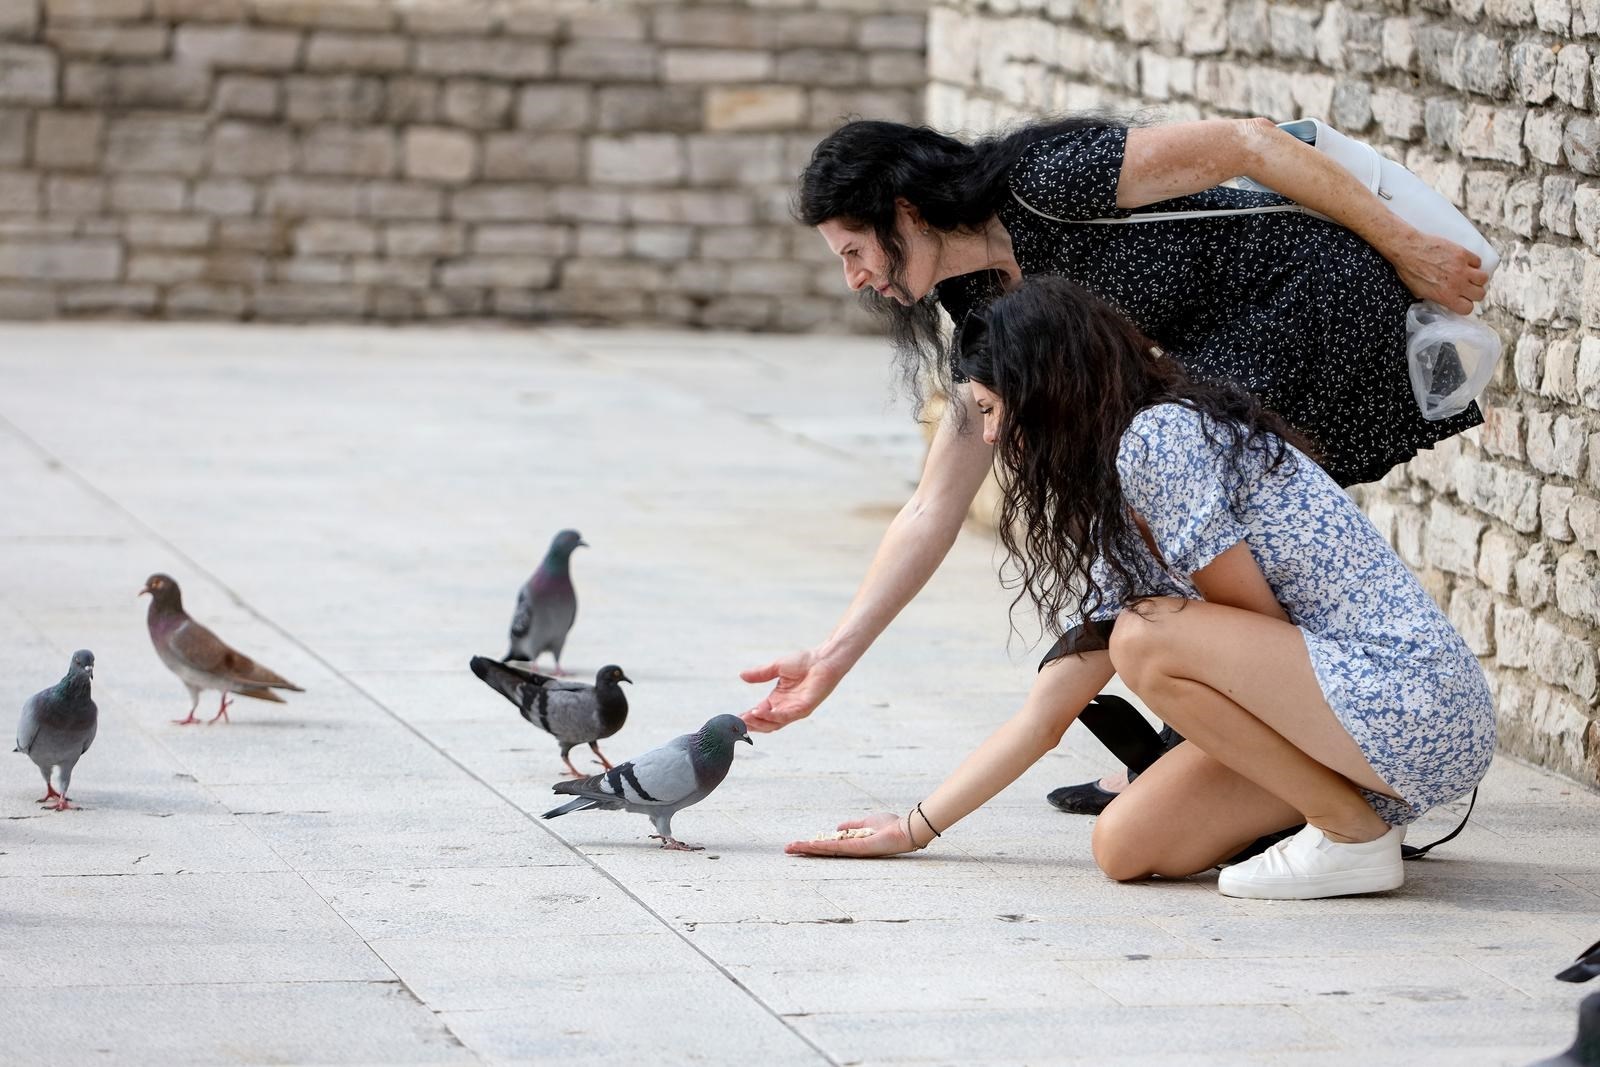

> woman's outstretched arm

[
  {"left": 741, "top": 388, "right": 995, "bottom": 733},
  {"left": 785, "top": 648, "right": 1117, "bottom": 856},
  {"left": 1118, "top": 118, "right": 1488, "bottom": 313}
]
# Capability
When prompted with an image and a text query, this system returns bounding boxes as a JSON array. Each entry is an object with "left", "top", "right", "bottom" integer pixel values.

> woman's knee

[
  {"left": 1090, "top": 802, "right": 1156, "bottom": 882},
  {"left": 1106, "top": 601, "right": 1180, "bottom": 691}
]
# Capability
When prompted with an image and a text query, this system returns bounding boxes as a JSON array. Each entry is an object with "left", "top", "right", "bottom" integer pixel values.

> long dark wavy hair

[
  {"left": 956, "top": 276, "right": 1311, "bottom": 639},
  {"left": 795, "top": 115, "right": 1125, "bottom": 417}
]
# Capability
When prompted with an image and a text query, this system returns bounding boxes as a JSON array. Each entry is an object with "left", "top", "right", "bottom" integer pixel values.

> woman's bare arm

[
  {"left": 1118, "top": 118, "right": 1487, "bottom": 313},
  {"left": 742, "top": 387, "right": 995, "bottom": 732}
]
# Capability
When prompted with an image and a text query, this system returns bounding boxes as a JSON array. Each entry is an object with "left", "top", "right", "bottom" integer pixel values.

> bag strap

[
  {"left": 1010, "top": 187, "right": 1318, "bottom": 226},
  {"left": 1400, "top": 787, "right": 1477, "bottom": 860}
]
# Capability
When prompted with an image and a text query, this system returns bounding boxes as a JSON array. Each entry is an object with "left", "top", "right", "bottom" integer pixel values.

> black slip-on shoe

[{"left": 1047, "top": 780, "right": 1121, "bottom": 816}]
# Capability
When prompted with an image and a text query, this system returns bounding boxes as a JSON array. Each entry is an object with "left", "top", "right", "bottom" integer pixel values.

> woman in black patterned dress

[{"left": 739, "top": 116, "right": 1490, "bottom": 814}]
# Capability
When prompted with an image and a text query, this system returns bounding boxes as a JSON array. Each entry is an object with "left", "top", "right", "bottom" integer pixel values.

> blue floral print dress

[{"left": 1082, "top": 403, "right": 1495, "bottom": 825}]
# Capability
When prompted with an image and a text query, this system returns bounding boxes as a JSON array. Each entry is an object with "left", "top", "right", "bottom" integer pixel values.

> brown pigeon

[{"left": 140, "top": 573, "right": 303, "bottom": 725}]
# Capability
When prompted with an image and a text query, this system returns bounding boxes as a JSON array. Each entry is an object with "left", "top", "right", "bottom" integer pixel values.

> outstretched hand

[
  {"left": 740, "top": 648, "right": 845, "bottom": 733},
  {"left": 785, "top": 812, "right": 916, "bottom": 858},
  {"left": 1393, "top": 231, "right": 1489, "bottom": 314}
]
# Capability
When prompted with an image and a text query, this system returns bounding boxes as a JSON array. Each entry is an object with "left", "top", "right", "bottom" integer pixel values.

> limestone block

[
  {"left": 1570, "top": 492, "right": 1600, "bottom": 551},
  {"left": 1449, "top": 586, "right": 1495, "bottom": 654},
  {"left": 415, "top": 38, "right": 552, "bottom": 79},
  {"left": 1226, "top": 0, "right": 1270, "bottom": 57},
  {"left": 105, "top": 115, "right": 207, "bottom": 174},
  {"left": 1516, "top": 540, "right": 1557, "bottom": 605},
  {"left": 1579, "top": 0, "right": 1600, "bottom": 33},
  {"left": 1542, "top": 483, "right": 1577, "bottom": 540},
  {"left": 1525, "top": 108, "right": 1566, "bottom": 164},
  {"left": 262, "top": 176, "right": 364, "bottom": 217},
  {"left": 1372, "top": 87, "right": 1422, "bottom": 139},
  {"left": 1459, "top": 34, "right": 1509, "bottom": 96},
  {"left": 0, "top": 0, "right": 37, "bottom": 36},
  {"left": 1426, "top": 501, "right": 1487, "bottom": 576},
  {"left": 868, "top": 51, "right": 926, "bottom": 87},
  {"left": 125, "top": 215, "right": 210, "bottom": 249},
  {"left": 773, "top": 49, "right": 857, "bottom": 86},
  {"left": 441, "top": 80, "right": 513, "bottom": 130},
  {"left": 1123, "top": 0, "right": 1161, "bottom": 42},
  {"left": 1580, "top": 335, "right": 1600, "bottom": 409},
  {"left": 253, "top": 0, "right": 395, "bottom": 30},
  {"left": 398, "top": 1, "right": 498, "bottom": 34},
  {"left": 700, "top": 225, "right": 787, "bottom": 259},
  {"left": 175, "top": 25, "right": 302, "bottom": 70},
  {"left": 216, "top": 75, "right": 281, "bottom": 118},
  {"left": 0, "top": 44, "right": 56, "bottom": 104},
  {"left": 1535, "top": 0, "right": 1572, "bottom": 33},
  {"left": 1511, "top": 41, "right": 1557, "bottom": 102},
  {"left": 450, "top": 185, "right": 548, "bottom": 221},
  {"left": 1381, "top": 16, "right": 1416, "bottom": 71},
  {"left": 781, "top": 12, "right": 855, "bottom": 49},
  {"left": 46, "top": 24, "right": 169, "bottom": 58},
  {"left": 294, "top": 219, "right": 378, "bottom": 255},
  {"left": 0, "top": 112, "right": 23, "bottom": 167},
  {"left": 1503, "top": 179, "right": 1541, "bottom": 237},
  {"left": 1477, "top": 528, "right": 1521, "bottom": 594},
  {"left": 118, "top": 62, "right": 213, "bottom": 109},
  {"left": 471, "top": 223, "right": 569, "bottom": 255},
  {"left": 562, "top": 258, "right": 666, "bottom": 292},
  {"left": 1479, "top": 404, "right": 1525, "bottom": 458},
  {"left": 686, "top": 132, "right": 783, "bottom": 184},
  {"left": 286, "top": 75, "right": 384, "bottom": 124},
  {"left": 563, "top": 11, "right": 645, "bottom": 41},
  {"left": 1332, "top": 81, "right": 1372, "bottom": 131},
  {"left": 557, "top": 40, "right": 659, "bottom": 81},
  {"left": 1566, "top": 116, "right": 1600, "bottom": 175},
  {"left": 575, "top": 222, "right": 625, "bottom": 256},
  {"left": 1531, "top": 617, "right": 1598, "bottom": 700},
  {"left": 211, "top": 121, "right": 295, "bottom": 177},
  {"left": 113, "top": 176, "right": 187, "bottom": 213},
  {"left": 153, "top": 0, "right": 248, "bottom": 19},
  {"left": 305, "top": 32, "right": 411, "bottom": 72},
  {"left": 61, "top": 284, "right": 158, "bottom": 313},
  {"left": 1249, "top": 67, "right": 1296, "bottom": 117},
  {"left": 517, "top": 86, "right": 592, "bottom": 131},
  {"left": 385, "top": 77, "right": 440, "bottom": 124},
  {"left": 1424, "top": 97, "right": 1462, "bottom": 152},
  {"left": 32, "top": 110, "right": 101, "bottom": 171},
  {"left": 43, "top": 175, "right": 102, "bottom": 215},
  {"left": 629, "top": 224, "right": 694, "bottom": 260},
  {"left": 384, "top": 221, "right": 464, "bottom": 256},
  {"left": 0, "top": 237, "right": 119, "bottom": 280},
  {"left": 1555, "top": 44, "right": 1591, "bottom": 108},
  {"left": 362, "top": 180, "right": 441, "bottom": 217},
  {"left": 1291, "top": 71, "right": 1335, "bottom": 117},
  {"left": 1586, "top": 253, "right": 1600, "bottom": 328},
  {"left": 592, "top": 86, "right": 701, "bottom": 134},
  {"left": 254, "top": 283, "right": 369, "bottom": 317},
  {"left": 1487, "top": 0, "right": 1537, "bottom": 22},
  {"left": 1269, "top": 5, "right": 1318, "bottom": 60},
  {"left": 1532, "top": 411, "right": 1589, "bottom": 476},
  {"left": 214, "top": 219, "right": 282, "bottom": 252},
  {"left": 1543, "top": 176, "right": 1578, "bottom": 237},
  {"left": 190, "top": 178, "right": 255, "bottom": 216},
  {"left": 585, "top": 133, "right": 683, "bottom": 186},
  {"left": 1418, "top": 26, "right": 1463, "bottom": 88},
  {"left": 705, "top": 86, "right": 806, "bottom": 130},
  {"left": 1544, "top": 337, "right": 1582, "bottom": 399},
  {"left": 350, "top": 257, "right": 431, "bottom": 287},
  {"left": 860, "top": 14, "right": 925, "bottom": 50},
  {"left": 1463, "top": 457, "right": 1542, "bottom": 532},
  {"left": 403, "top": 127, "right": 476, "bottom": 183},
  {"left": 301, "top": 125, "right": 397, "bottom": 178},
  {"left": 1458, "top": 104, "right": 1527, "bottom": 163},
  {"left": 482, "top": 132, "right": 582, "bottom": 181},
  {"left": 1494, "top": 603, "right": 1533, "bottom": 666},
  {"left": 654, "top": 8, "right": 775, "bottom": 49}
]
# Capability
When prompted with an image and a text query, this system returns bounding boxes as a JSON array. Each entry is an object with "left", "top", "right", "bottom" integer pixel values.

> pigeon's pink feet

[
  {"left": 561, "top": 756, "right": 586, "bottom": 779},
  {"left": 47, "top": 797, "right": 73, "bottom": 811},
  {"left": 208, "top": 695, "right": 232, "bottom": 725},
  {"left": 35, "top": 785, "right": 61, "bottom": 804},
  {"left": 172, "top": 710, "right": 200, "bottom": 725},
  {"left": 650, "top": 835, "right": 704, "bottom": 852}
]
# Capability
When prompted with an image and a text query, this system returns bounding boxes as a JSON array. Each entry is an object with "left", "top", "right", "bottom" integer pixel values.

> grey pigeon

[
  {"left": 505, "top": 529, "right": 585, "bottom": 674},
  {"left": 469, "top": 656, "right": 630, "bottom": 777},
  {"left": 541, "top": 713, "right": 751, "bottom": 851},
  {"left": 15, "top": 649, "right": 98, "bottom": 811},
  {"left": 1560, "top": 939, "right": 1600, "bottom": 983},
  {"left": 1528, "top": 992, "right": 1600, "bottom": 1066},
  {"left": 140, "top": 573, "right": 303, "bottom": 725}
]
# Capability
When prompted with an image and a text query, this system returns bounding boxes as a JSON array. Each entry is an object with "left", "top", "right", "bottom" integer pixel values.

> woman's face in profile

[
  {"left": 816, "top": 207, "right": 941, "bottom": 306},
  {"left": 969, "top": 382, "right": 1004, "bottom": 445}
]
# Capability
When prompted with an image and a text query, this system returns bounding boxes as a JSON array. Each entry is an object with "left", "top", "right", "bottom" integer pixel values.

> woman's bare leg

[
  {"left": 1092, "top": 743, "right": 1301, "bottom": 879},
  {"left": 1109, "top": 597, "right": 1396, "bottom": 844}
]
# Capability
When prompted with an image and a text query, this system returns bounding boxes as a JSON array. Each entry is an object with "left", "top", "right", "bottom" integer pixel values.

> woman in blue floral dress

[{"left": 787, "top": 277, "right": 1495, "bottom": 899}]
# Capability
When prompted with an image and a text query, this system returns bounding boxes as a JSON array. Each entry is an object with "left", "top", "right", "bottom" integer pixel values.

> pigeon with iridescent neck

[
  {"left": 505, "top": 529, "right": 585, "bottom": 674},
  {"left": 140, "top": 573, "right": 303, "bottom": 725},
  {"left": 15, "top": 649, "right": 98, "bottom": 811},
  {"left": 541, "top": 714, "right": 751, "bottom": 851}
]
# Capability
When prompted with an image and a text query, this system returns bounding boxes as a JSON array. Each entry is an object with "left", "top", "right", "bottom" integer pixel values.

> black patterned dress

[{"left": 935, "top": 125, "right": 1481, "bottom": 487}]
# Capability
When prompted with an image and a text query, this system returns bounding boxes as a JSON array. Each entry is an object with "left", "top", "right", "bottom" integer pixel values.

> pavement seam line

[{"left": 0, "top": 406, "right": 842, "bottom": 1067}]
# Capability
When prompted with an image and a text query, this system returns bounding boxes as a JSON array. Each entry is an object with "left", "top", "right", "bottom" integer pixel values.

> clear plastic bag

[{"left": 1406, "top": 301, "right": 1503, "bottom": 421}]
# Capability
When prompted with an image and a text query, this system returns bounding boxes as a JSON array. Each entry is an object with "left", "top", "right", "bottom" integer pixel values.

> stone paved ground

[{"left": 0, "top": 323, "right": 1595, "bottom": 1067}]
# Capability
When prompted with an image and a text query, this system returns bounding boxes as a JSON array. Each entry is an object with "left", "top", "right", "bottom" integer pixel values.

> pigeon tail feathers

[{"left": 542, "top": 796, "right": 601, "bottom": 820}]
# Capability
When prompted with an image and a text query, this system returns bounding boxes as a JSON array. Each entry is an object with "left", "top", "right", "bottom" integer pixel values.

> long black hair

[
  {"left": 796, "top": 115, "right": 1125, "bottom": 417},
  {"left": 955, "top": 276, "right": 1311, "bottom": 639}
]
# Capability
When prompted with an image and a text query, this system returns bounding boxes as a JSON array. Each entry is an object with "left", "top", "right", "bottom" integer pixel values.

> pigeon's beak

[
  {"left": 137, "top": 584, "right": 151, "bottom": 597},
  {"left": 84, "top": 664, "right": 94, "bottom": 678},
  {"left": 740, "top": 734, "right": 753, "bottom": 746},
  {"left": 619, "top": 674, "right": 632, "bottom": 685},
  {"left": 577, "top": 540, "right": 589, "bottom": 549}
]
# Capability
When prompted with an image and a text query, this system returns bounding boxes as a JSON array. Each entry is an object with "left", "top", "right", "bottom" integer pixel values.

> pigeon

[
  {"left": 1560, "top": 938, "right": 1600, "bottom": 983},
  {"left": 1528, "top": 992, "right": 1600, "bottom": 1066},
  {"left": 140, "top": 573, "right": 303, "bottom": 725},
  {"left": 15, "top": 649, "right": 98, "bottom": 811},
  {"left": 469, "top": 657, "right": 630, "bottom": 777},
  {"left": 541, "top": 713, "right": 751, "bottom": 851},
  {"left": 505, "top": 529, "right": 585, "bottom": 673}
]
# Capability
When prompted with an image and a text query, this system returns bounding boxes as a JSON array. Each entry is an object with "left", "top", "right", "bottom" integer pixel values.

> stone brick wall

[
  {"left": 0, "top": 0, "right": 923, "bottom": 328},
  {"left": 928, "top": 0, "right": 1600, "bottom": 785}
]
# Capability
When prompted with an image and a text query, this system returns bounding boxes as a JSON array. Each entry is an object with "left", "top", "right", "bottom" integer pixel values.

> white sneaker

[{"left": 1218, "top": 824, "right": 1405, "bottom": 900}]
